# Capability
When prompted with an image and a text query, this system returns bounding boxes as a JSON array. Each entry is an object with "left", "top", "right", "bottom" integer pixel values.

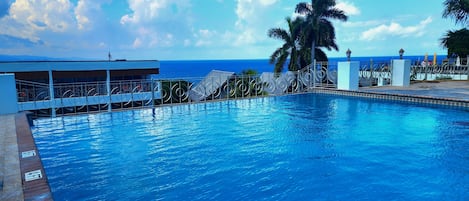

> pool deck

[
  {"left": 0, "top": 81, "right": 468, "bottom": 200},
  {"left": 361, "top": 80, "right": 469, "bottom": 101},
  {"left": 0, "top": 113, "right": 53, "bottom": 201}
]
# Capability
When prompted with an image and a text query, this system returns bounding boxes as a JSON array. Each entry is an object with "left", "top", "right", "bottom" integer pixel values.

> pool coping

[
  {"left": 311, "top": 88, "right": 469, "bottom": 108},
  {"left": 15, "top": 112, "right": 53, "bottom": 201}
]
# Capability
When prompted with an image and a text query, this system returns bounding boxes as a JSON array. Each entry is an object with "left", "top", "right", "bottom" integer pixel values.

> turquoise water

[{"left": 33, "top": 94, "right": 469, "bottom": 200}]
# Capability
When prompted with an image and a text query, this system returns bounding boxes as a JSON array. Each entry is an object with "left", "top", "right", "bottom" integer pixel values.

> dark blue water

[
  {"left": 157, "top": 55, "right": 448, "bottom": 78},
  {"left": 33, "top": 93, "right": 469, "bottom": 200}
]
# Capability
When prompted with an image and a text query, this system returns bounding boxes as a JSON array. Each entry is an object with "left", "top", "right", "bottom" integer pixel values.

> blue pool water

[{"left": 33, "top": 94, "right": 469, "bottom": 200}]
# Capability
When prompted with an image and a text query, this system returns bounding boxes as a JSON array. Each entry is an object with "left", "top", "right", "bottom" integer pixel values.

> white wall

[
  {"left": 0, "top": 74, "right": 18, "bottom": 114},
  {"left": 392, "top": 59, "right": 411, "bottom": 87},
  {"left": 337, "top": 61, "right": 359, "bottom": 90}
]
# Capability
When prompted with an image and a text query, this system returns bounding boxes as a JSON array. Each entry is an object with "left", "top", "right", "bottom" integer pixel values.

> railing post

[
  {"left": 106, "top": 70, "right": 111, "bottom": 112},
  {"left": 296, "top": 70, "right": 300, "bottom": 93},
  {"left": 169, "top": 80, "right": 173, "bottom": 104},
  {"left": 48, "top": 70, "right": 56, "bottom": 117},
  {"left": 467, "top": 55, "right": 469, "bottom": 80},
  {"left": 151, "top": 80, "right": 155, "bottom": 107},
  {"left": 313, "top": 59, "right": 317, "bottom": 88},
  {"left": 369, "top": 59, "right": 374, "bottom": 87}
]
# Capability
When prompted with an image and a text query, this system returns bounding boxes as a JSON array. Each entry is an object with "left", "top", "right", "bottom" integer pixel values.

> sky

[{"left": 0, "top": 0, "right": 462, "bottom": 60}]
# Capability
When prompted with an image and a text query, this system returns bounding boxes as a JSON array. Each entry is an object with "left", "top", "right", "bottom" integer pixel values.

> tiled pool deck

[
  {"left": 1, "top": 113, "right": 53, "bottom": 201},
  {"left": 362, "top": 81, "right": 469, "bottom": 101},
  {"left": 313, "top": 81, "right": 469, "bottom": 108},
  {"left": 0, "top": 81, "right": 468, "bottom": 200}
]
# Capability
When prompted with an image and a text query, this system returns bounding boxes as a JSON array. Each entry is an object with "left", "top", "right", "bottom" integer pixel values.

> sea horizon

[
  {"left": 0, "top": 54, "right": 454, "bottom": 79},
  {"left": 0, "top": 54, "right": 454, "bottom": 62}
]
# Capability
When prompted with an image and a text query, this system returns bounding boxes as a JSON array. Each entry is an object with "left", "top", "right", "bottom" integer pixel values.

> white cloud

[
  {"left": 0, "top": 0, "right": 104, "bottom": 44},
  {"left": 360, "top": 17, "right": 432, "bottom": 41},
  {"left": 120, "top": 0, "right": 169, "bottom": 25},
  {"left": 195, "top": 29, "right": 217, "bottom": 47},
  {"left": 120, "top": 0, "right": 191, "bottom": 49},
  {"left": 234, "top": 0, "right": 278, "bottom": 46},
  {"left": 0, "top": 0, "right": 76, "bottom": 42},
  {"left": 132, "top": 37, "right": 142, "bottom": 48},
  {"left": 75, "top": 0, "right": 102, "bottom": 30},
  {"left": 259, "top": 0, "right": 277, "bottom": 6},
  {"left": 341, "top": 20, "right": 383, "bottom": 28},
  {"left": 184, "top": 39, "right": 191, "bottom": 47},
  {"left": 336, "top": 1, "right": 360, "bottom": 16}
]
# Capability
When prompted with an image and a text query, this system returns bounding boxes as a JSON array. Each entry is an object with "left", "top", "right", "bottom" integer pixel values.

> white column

[
  {"left": 106, "top": 70, "right": 111, "bottom": 112},
  {"left": 48, "top": 70, "right": 56, "bottom": 117},
  {"left": 391, "top": 59, "right": 411, "bottom": 87},
  {"left": 0, "top": 74, "right": 18, "bottom": 114},
  {"left": 337, "top": 61, "right": 359, "bottom": 90}
]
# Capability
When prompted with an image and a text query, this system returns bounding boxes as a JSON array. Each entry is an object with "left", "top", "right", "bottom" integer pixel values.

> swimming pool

[{"left": 33, "top": 93, "right": 469, "bottom": 200}]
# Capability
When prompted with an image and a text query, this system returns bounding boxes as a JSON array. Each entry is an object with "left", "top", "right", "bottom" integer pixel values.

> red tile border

[{"left": 15, "top": 112, "right": 53, "bottom": 201}]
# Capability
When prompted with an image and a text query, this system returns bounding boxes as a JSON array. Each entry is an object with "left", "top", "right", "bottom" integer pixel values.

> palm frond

[{"left": 443, "top": 0, "right": 469, "bottom": 26}]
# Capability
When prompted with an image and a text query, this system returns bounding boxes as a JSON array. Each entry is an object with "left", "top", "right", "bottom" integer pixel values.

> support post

[
  {"left": 106, "top": 69, "right": 111, "bottom": 112},
  {"left": 391, "top": 59, "right": 411, "bottom": 87},
  {"left": 0, "top": 74, "right": 19, "bottom": 114},
  {"left": 467, "top": 55, "right": 469, "bottom": 81},
  {"left": 337, "top": 61, "right": 359, "bottom": 90},
  {"left": 313, "top": 59, "right": 317, "bottom": 88},
  {"left": 48, "top": 70, "right": 56, "bottom": 117}
]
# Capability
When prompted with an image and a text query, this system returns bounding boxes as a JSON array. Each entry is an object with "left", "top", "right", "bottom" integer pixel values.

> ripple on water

[{"left": 33, "top": 94, "right": 469, "bottom": 200}]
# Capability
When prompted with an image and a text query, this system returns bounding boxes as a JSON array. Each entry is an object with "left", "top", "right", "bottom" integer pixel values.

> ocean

[
  {"left": 0, "top": 54, "right": 450, "bottom": 79},
  {"left": 157, "top": 55, "right": 448, "bottom": 78}
]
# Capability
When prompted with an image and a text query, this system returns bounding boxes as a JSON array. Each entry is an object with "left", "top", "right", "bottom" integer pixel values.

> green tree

[
  {"left": 297, "top": 14, "right": 341, "bottom": 66},
  {"left": 440, "top": 28, "right": 469, "bottom": 57},
  {"left": 441, "top": 0, "right": 469, "bottom": 57},
  {"left": 295, "top": 0, "right": 348, "bottom": 63},
  {"left": 241, "top": 69, "right": 258, "bottom": 76},
  {"left": 443, "top": 0, "right": 469, "bottom": 27},
  {"left": 268, "top": 17, "right": 303, "bottom": 73}
]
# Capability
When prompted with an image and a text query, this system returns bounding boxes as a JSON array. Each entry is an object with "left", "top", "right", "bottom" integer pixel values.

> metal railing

[
  {"left": 55, "top": 81, "right": 107, "bottom": 98},
  {"left": 359, "top": 60, "right": 392, "bottom": 87},
  {"left": 410, "top": 63, "right": 469, "bottom": 81},
  {"left": 298, "top": 61, "right": 337, "bottom": 88},
  {"left": 15, "top": 65, "right": 341, "bottom": 117},
  {"left": 16, "top": 80, "right": 50, "bottom": 102},
  {"left": 19, "top": 58, "right": 469, "bottom": 117}
]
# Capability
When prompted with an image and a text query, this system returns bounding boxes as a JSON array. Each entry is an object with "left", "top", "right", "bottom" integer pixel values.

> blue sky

[{"left": 0, "top": 0, "right": 461, "bottom": 60}]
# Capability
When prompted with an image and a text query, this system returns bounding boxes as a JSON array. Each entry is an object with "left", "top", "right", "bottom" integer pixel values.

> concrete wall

[
  {"left": 392, "top": 59, "right": 411, "bottom": 87},
  {"left": 0, "top": 74, "right": 18, "bottom": 114},
  {"left": 337, "top": 61, "right": 359, "bottom": 90}
]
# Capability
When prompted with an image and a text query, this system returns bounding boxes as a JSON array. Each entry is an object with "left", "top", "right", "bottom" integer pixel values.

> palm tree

[
  {"left": 268, "top": 17, "right": 303, "bottom": 73},
  {"left": 443, "top": 0, "right": 469, "bottom": 27},
  {"left": 440, "top": 28, "right": 469, "bottom": 57},
  {"left": 295, "top": 0, "right": 347, "bottom": 63},
  {"left": 441, "top": 0, "right": 469, "bottom": 56},
  {"left": 297, "top": 15, "right": 340, "bottom": 65}
]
